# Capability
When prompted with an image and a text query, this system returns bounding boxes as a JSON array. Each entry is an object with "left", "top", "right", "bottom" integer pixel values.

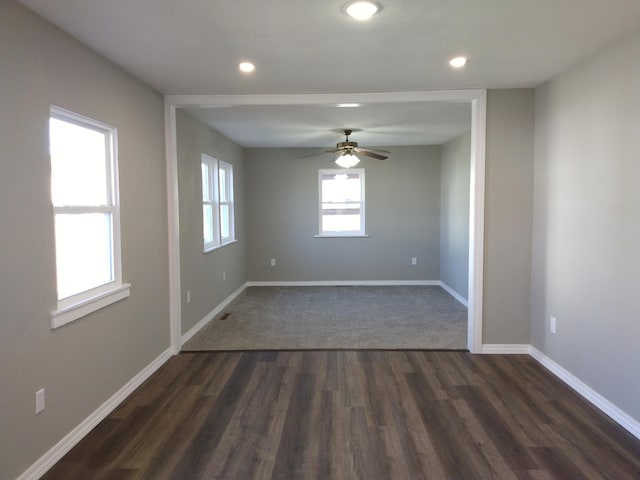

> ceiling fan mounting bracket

[{"left": 337, "top": 141, "right": 358, "bottom": 149}]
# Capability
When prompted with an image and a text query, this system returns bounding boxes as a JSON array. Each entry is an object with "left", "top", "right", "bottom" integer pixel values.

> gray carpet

[{"left": 182, "top": 285, "right": 468, "bottom": 351}]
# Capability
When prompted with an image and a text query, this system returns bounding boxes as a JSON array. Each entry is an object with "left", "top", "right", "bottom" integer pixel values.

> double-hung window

[
  {"left": 318, "top": 168, "right": 366, "bottom": 236},
  {"left": 202, "top": 154, "right": 235, "bottom": 251},
  {"left": 49, "top": 107, "right": 129, "bottom": 328}
]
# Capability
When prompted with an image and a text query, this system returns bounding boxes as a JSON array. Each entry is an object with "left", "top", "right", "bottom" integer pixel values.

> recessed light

[
  {"left": 239, "top": 62, "right": 255, "bottom": 73},
  {"left": 344, "top": 1, "right": 381, "bottom": 21},
  {"left": 449, "top": 56, "right": 467, "bottom": 68},
  {"left": 337, "top": 103, "right": 362, "bottom": 108}
]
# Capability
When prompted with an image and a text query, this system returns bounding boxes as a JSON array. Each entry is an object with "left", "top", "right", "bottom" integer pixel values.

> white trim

[
  {"left": 529, "top": 346, "right": 640, "bottom": 440},
  {"left": 165, "top": 101, "right": 182, "bottom": 354},
  {"left": 165, "top": 90, "right": 488, "bottom": 107},
  {"left": 16, "top": 348, "right": 173, "bottom": 480},
  {"left": 49, "top": 106, "right": 125, "bottom": 319},
  {"left": 203, "top": 239, "right": 238, "bottom": 253},
  {"left": 439, "top": 282, "right": 468, "bottom": 307},
  {"left": 246, "top": 280, "right": 441, "bottom": 287},
  {"left": 181, "top": 283, "right": 248, "bottom": 345},
  {"left": 165, "top": 90, "right": 487, "bottom": 357},
  {"left": 481, "top": 344, "right": 531, "bottom": 354},
  {"left": 467, "top": 91, "right": 486, "bottom": 354},
  {"left": 50, "top": 283, "right": 131, "bottom": 328},
  {"left": 318, "top": 168, "right": 366, "bottom": 236}
]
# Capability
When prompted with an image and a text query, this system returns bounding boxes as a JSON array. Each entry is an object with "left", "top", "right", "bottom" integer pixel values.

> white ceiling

[
  {"left": 184, "top": 101, "right": 471, "bottom": 148},
  {"left": 19, "top": 0, "right": 640, "bottom": 147}
]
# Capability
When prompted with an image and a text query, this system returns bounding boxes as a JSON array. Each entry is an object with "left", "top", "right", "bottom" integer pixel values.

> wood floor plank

[{"left": 41, "top": 351, "right": 640, "bottom": 480}]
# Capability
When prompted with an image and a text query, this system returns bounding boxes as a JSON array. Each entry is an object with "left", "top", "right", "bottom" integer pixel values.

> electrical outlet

[
  {"left": 270, "top": 258, "right": 276, "bottom": 267},
  {"left": 550, "top": 316, "right": 557, "bottom": 334},
  {"left": 223, "top": 271, "right": 226, "bottom": 281},
  {"left": 411, "top": 257, "right": 417, "bottom": 266},
  {"left": 186, "top": 291, "right": 191, "bottom": 303},
  {"left": 35, "top": 388, "right": 45, "bottom": 414}
]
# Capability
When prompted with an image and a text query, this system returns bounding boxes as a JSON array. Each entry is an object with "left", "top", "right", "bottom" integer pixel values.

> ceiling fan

[{"left": 312, "top": 129, "right": 389, "bottom": 168}]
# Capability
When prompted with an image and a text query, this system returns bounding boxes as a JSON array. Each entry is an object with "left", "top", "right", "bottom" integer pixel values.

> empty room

[{"left": 1, "top": 1, "right": 639, "bottom": 479}]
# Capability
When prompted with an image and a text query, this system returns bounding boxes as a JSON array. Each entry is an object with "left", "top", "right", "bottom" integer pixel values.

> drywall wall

[
  {"left": 176, "top": 110, "right": 247, "bottom": 335},
  {"left": 0, "top": 1, "right": 169, "bottom": 478},
  {"left": 440, "top": 131, "right": 471, "bottom": 300},
  {"left": 483, "top": 89, "right": 535, "bottom": 344},
  {"left": 532, "top": 28, "right": 640, "bottom": 422},
  {"left": 244, "top": 146, "right": 441, "bottom": 281}
]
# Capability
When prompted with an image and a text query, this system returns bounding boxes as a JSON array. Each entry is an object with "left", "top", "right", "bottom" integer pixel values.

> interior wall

[
  {"left": 532, "top": 28, "right": 640, "bottom": 422},
  {"left": 0, "top": 1, "right": 170, "bottom": 479},
  {"left": 440, "top": 131, "right": 471, "bottom": 300},
  {"left": 176, "top": 110, "right": 247, "bottom": 335},
  {"left": 244, "top": 146, "right": 441, "bottom": 281},
  {"left": 483, "top": 89, "right": 535, "bottom": 344}
]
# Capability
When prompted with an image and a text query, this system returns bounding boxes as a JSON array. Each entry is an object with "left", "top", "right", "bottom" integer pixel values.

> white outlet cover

[{"left": 550, "top": 316, "right": 557, "bottom": 334}]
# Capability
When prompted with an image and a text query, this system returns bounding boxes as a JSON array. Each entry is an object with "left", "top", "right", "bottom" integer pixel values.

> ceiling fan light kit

[
  {"left": 329, "top": 129, "right": 389, "bottom": 167},
  {"left": 335, "top": 153, "right": 361, "bottom": 168}
]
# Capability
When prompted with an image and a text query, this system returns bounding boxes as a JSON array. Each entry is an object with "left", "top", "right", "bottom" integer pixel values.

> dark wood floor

[{"left": 42, "top": 351, "right": 640, "bottom": 480}]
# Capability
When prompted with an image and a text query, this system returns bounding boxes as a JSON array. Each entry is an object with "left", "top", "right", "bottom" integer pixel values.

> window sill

[
  {"left": 50, "top": 283, "right": 131, "bottom": 329},
  {"left": 204, "top": 239, "right": 238, "bottom": 254},
  {"left": 314, "top": 234, "right": 370, "bottom": 238}
]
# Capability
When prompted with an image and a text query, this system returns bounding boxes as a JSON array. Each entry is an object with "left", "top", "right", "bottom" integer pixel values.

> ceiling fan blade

[
  {"left": 300, "top": 148, "right": 345, "bottom": 158},
  {"left": 365, "top": 147, "right": 391, "bottom": 154},
  {"left": 355, "top": 148, "right": 387, "bottom": 160},
  {"left": 300, "top": 151, "right": 328, "bottom": 158}
]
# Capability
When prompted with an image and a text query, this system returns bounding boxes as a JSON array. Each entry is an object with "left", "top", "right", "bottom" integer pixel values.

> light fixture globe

[
  {"left": 335, "top": 153, "right": 360, "bottom": 168},
  {"left": 238, "top": 61, "right": 255, "bottom": 73},
  {"left": 344, "top": 1, "right": 381, "bottom": 21}
]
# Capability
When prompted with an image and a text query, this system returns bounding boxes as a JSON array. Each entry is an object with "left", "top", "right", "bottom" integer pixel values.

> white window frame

[
  {"left": 317, "top": 168, "right": 367, "bottom": 237},
  {"left": 218, "top": 160, "right": 235, "bottom": 244},
  {"left": 49, "top": 106, "right": 130, "bottom": 329},
  {"left": 202, "top": 154, "right": 236, "bottom": 252}
]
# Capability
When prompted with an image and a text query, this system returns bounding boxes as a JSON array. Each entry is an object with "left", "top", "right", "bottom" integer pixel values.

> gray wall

[
  {"left": 532, "top": 29, "right": 640, "bottom": 421},
  {"left": 177, "top": 111, "right": 247, "bottom": 334},
  {"left": 245, "top": 146, "right": 441, "bottom": 281},
  {"left": 483, "top": 89, "right": 535, "bottom": 344},
  {"left": 440, "top": 131, "right": 471, "bottom": 299},
  {"left": 0, "top": 1, "right": 170, "bottom": 479}
]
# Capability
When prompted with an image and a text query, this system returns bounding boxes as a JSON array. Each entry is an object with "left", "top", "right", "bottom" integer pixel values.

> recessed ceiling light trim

[
  {"left": 239, "top": 61, "right": 256, "bottom": 73},
  {"left": 344, "top": 1, "right": 382, "bottom": 21},
  {"left": 449, "top": 56, "right": 468, "bottom": 68}
]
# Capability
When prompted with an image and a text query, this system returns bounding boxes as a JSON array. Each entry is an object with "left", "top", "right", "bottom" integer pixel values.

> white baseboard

[
  {"left": 481, "top": 344, "right": 531, "bottom": 354},
  {"left": 246, "top": 280, "right": 441, "bottom": 287},
  {"left": 439, "top": 282, "right": 469, "bottom": 307},
  {"left": 529, "top": 346, "right": 640, "bottom": 441},
  {"left": 181, "top": 283, "right": 248, "bottom": 345},
  {"left": 17, "top": 348, "right": 173, "bottom": 480}
]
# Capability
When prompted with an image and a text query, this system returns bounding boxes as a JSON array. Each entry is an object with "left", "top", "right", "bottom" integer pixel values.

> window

[
  {"left": 49, "top": 107, "right": 129, "bottom": 328},
  {"left": 202, "top": 154, "right": 235, "bottom": 251},
  {"left": 318, "top": 169, "right": 366, "bottom": 236}
]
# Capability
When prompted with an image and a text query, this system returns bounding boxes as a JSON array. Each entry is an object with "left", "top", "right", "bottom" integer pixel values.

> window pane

[
  {"left": 203, "top": 205, "right": 214, "bottom": 245},
  {"left": 201, "top": 162, "right": 210, "bottom": 201},
  {"left": 55, "top": 213, "right": 113, "bottom": 299},
  {"left": 50, "top": 117, "right": 109, "bottom": 206},
  {"left": 219, "top": 167, "right": 227, "bottom": 202},
  {"left": 220, "top": 204, "right": 230, "bottom": 239},
  {"left": 322, "top": 213, "right": 361, "bottom": 232},
  {"left": 321, "top": 174, "right": 361, "bottom": 203}
]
